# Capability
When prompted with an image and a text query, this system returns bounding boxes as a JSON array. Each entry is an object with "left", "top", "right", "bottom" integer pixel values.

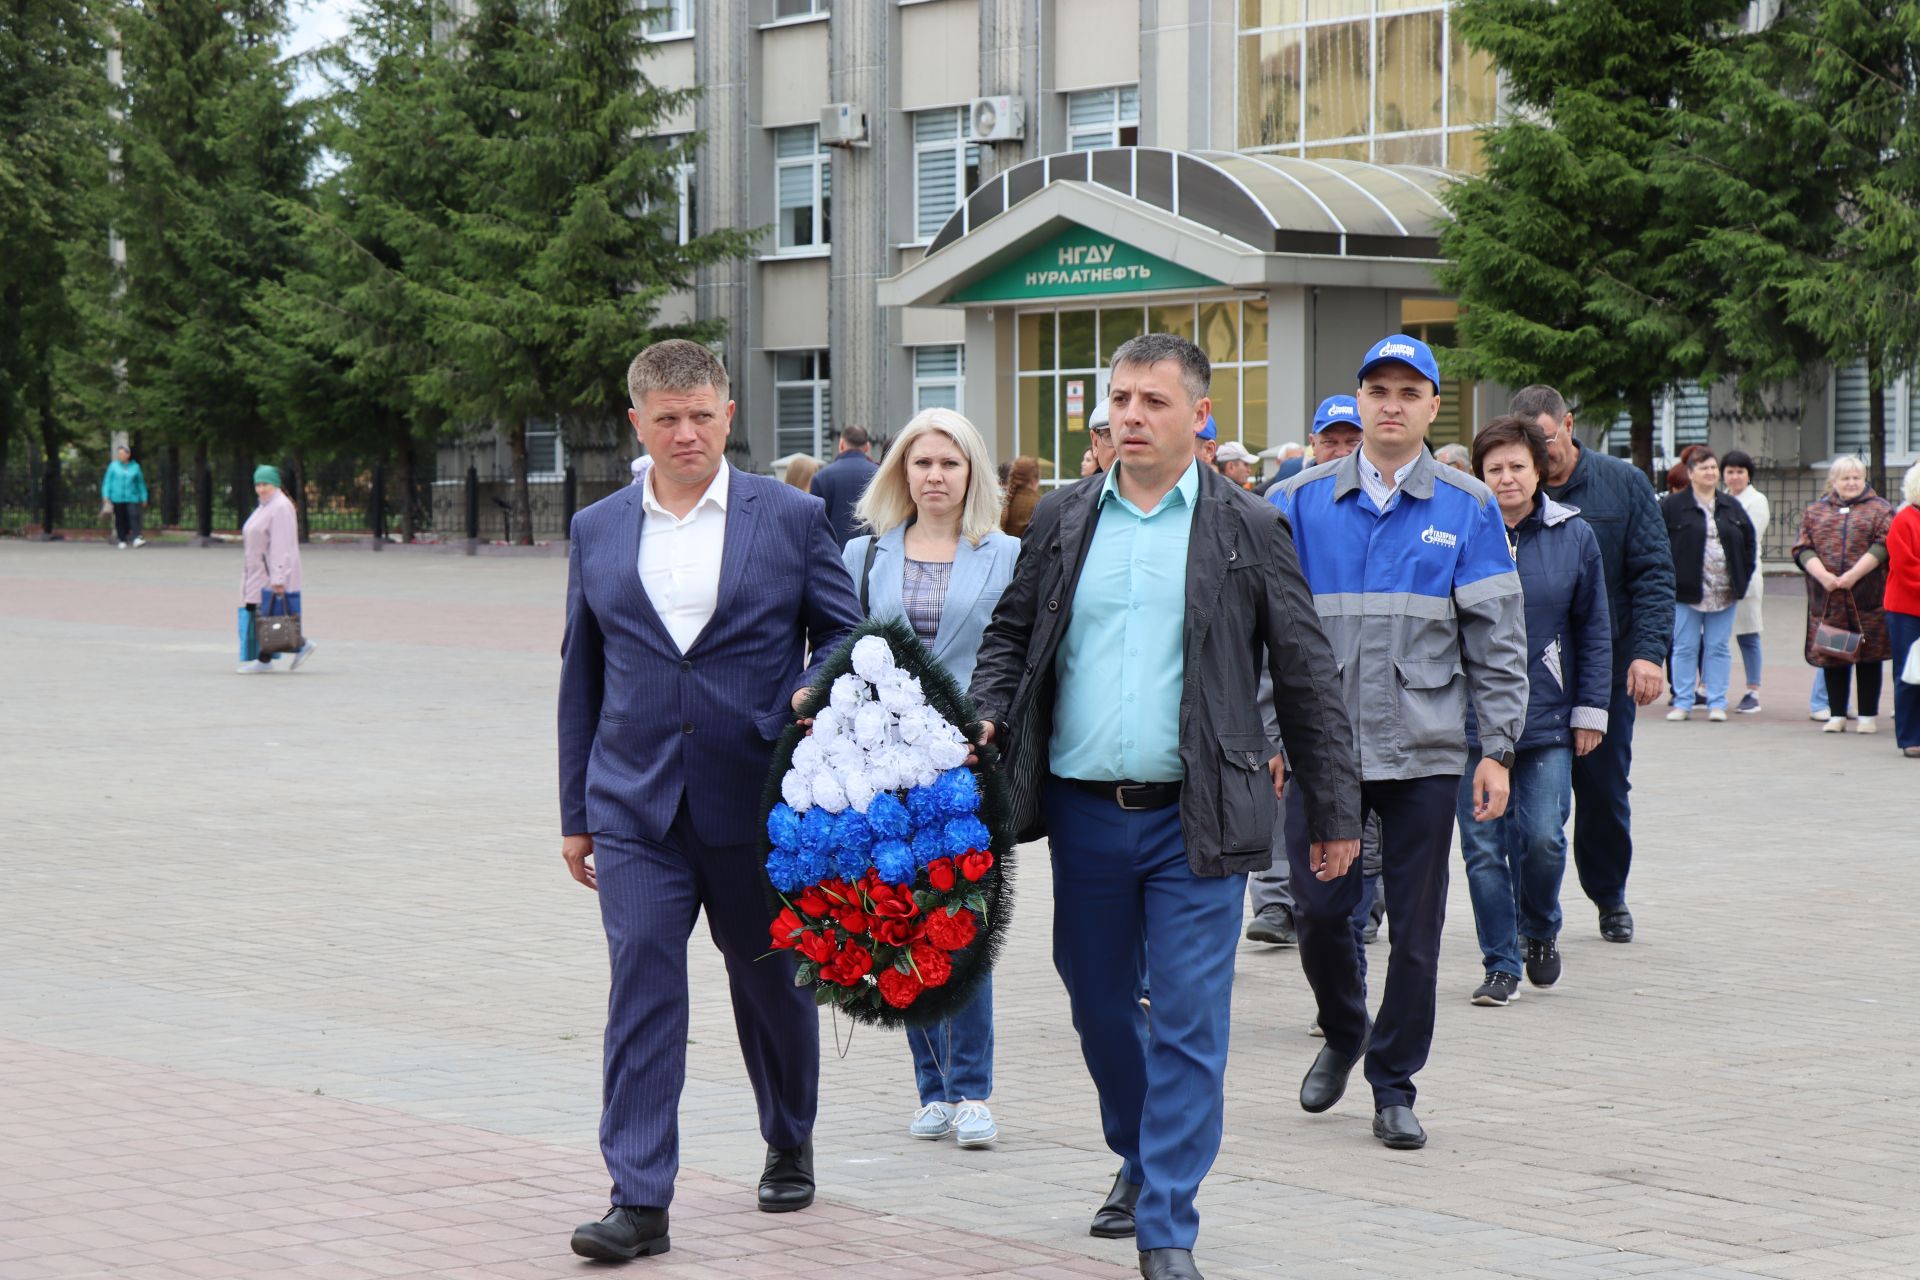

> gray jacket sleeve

[{"left": 1454, "top": 496, "right": 1529, "bottom": 760}]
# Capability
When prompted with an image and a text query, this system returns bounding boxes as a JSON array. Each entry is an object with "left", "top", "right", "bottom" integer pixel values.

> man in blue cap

[
  {"left": 1195, "top": 414, "right": 1218, "bottom": 470},
  {"left": 1273, "top": 334, "right": 1528, "bottom": 1150}
]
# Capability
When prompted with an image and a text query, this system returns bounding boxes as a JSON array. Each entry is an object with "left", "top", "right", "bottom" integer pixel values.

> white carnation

[
  {"left": 790, "top": 736, "right": 824, "bottom": 775},
  {"left": 822, "top": 737, "right": 864, "bottom": 774},
  {"left": 843, "top": 770, "right": 877, "bottom": 813},
  {"left": 829, "top": 672, "right": 868, "bottom": 714},
  {"left": 811, "top": 770, "right": 849, "bottom": 813},
  {"left": 877, "top": 675, "right": 925, "bottom": 714},
  {"left": 850, "top": 635, "right": 897, "bottom": 683},
  {"left": 810, "top": 705, "right": 843, "bottom": 743},
  {"left": 925, "top": 736, "right": 969, "bottom": 771},
  {"left": 895, "top": 704, "right": 936, "bottom": 744},
  {"left": 852, "top": 702, "right": 892, "bottom": 749},
  {"left": 781, "top": 770, "right": 813, "bottom": 811}
]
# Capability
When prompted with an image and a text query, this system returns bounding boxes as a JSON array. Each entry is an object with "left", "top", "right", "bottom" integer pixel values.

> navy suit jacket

[
  {"left": 558, "top": 466, "right": 863, "bottom": 848},
  {"left": 809, "top": 451, "right": 878, "bottom": 547}
]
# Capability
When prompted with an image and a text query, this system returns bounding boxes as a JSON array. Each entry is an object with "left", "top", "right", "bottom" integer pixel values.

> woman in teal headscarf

[{"left": 237, "top": 465, "right": 316, "bottom": 673}]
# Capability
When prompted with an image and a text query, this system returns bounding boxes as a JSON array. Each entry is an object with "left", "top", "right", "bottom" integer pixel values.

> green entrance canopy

[{"left": 949, "top": 225, "right": 1220, "bottom": 303}]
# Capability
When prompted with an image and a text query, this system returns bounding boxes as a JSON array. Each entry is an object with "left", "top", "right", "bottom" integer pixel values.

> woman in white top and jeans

[
  {"left": 1659, "top": 450, "right": 1757, "bottom": 721},
  {"left": 841, "top": 409, "right": 1020, "bottom": 1149}
]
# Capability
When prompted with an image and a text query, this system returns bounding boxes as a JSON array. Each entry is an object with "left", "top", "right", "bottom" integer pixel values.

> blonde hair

[
  {"left": 783, "top": 455, "right": 821, "bottom": 493},
  {"left": 853, "top": 408, "right": 1003, "bottom": 545},
  {"left": 1901, "top": 459, "right": 1920, "bottom": 509},
  {"left": 1826, "top": 454, "right": 1867, "bottom": 492}
]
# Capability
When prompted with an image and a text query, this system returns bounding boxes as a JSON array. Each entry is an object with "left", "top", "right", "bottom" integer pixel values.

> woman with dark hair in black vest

[{"left": 1659, "top": 449, "right": 1757, "bottom": 721}]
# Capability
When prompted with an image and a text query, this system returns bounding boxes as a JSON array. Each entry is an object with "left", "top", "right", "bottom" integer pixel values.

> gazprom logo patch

[
  {"left": 1377, "top": 342, "right": 1418, "bottom": 358},
  {"left": 1326, "top": 403, "right": 1355, "bottom": 417},
  {"left": 1420, "top": 524, "right": 1457, "bottom": 548}
]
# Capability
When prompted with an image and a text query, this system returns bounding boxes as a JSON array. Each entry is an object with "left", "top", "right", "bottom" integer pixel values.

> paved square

[{"left": 3, "top": 541, "right": 1916, "bottom": 1279}]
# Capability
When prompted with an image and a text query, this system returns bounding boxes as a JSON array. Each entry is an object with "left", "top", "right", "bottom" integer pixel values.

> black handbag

[
  {"left": 1812, "top": 588, "right": 1864, "bottom": 661},
  {"left": 256, "top": 592, "right": 304, "bottom": 655}
]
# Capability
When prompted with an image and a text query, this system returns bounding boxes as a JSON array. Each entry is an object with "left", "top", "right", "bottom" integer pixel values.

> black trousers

[
  {"left": 1823, "top": 662, "right": 1884, "bottom": 719},
  {"left": 111, "top": 502, "right": 142, "bottom": 543},
  {"left": 1290, "top": 773, "right": 1458, "bottom": 1111}
]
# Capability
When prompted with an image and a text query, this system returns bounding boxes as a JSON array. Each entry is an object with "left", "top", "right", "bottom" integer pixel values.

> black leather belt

[{"left": 1065, "top": 777, "right": 1182, "bottom": 812}]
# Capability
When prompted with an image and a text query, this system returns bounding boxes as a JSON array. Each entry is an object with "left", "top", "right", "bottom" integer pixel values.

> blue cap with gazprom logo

[
  {"left": 1311, "top": 395, "right": 1360, "bottom": 434},
  {"left": 1356, "top": 334, "right": 1441, "bottom": 392},
  {"left": 1196, "top": 415, "right": 1217, "bottom": 441}
]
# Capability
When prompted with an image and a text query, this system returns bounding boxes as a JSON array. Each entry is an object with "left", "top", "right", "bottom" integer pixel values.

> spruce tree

[{"left": 1438, "top": 0, "right": 1750, "bottom": 474}]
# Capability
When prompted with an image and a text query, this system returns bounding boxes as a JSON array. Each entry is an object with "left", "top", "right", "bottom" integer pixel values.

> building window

[
  {"left": 1831, "top": 361, "right": 1920, "bottom": 463},
  {"left": 526, "top": 422, "right": 565, "bottom": 478},
  {"left": 775, "top": 350, "right": 833, "bottom": 457},
  {"left": 913, "top": 109, "right": 981, "bottom": 242},
  {"left": 913, "top": 345, "right": 965, "bottom": 413},
  {"left": 641, "top": 0, "right": 691, "bottom": 38},
  {"left": 774, "top": 125, "right": 830, "bottom": 252},
  {"left": 1066, "top": 86, "right": 1140, "bottom": 151},
  {"left": 773, "top": 0, "right": 825, "bottom": 17},
  {"left": 1238, "top": 1, "right": 1497, "bottom": 173}
]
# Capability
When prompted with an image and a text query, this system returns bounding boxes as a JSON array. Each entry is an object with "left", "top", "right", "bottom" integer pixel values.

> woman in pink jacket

[{"left": 237, "top": 465, "right": 316, "bottom": 673}]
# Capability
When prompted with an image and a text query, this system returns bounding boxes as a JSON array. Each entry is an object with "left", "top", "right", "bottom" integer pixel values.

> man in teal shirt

[{"left": 969, "top": 334, "right": 1360, "bottom": 1280}]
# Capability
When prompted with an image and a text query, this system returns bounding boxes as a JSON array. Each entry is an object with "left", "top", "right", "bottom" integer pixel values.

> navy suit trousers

[
  {"left": 1570, "top": 674, "right": 1639, "bottom": 911},
  {"left": 1043, "top": 779, "right": 1246, "bottom": 1252},
  {"left": 595, "top": 809, "right": 818, "bottom": 1208},
  {"left": 1289, "top": 774, "right": 1456, "bottom": 1110}
]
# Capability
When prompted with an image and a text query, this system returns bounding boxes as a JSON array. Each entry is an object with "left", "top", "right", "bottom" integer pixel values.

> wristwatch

[{"left": 1489, "top": 749, "right": 1516, "bottom": 770}]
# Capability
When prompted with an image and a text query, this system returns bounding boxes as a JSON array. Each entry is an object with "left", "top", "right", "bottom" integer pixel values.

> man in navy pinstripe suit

[{"left": 559, "top": 340, "right": 863, "bottom": 1262}]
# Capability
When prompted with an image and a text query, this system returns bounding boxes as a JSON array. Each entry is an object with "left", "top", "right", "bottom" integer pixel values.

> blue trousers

[
  {"left": 1570, "top": 671, "right": 1638, "bottom": 912},
  {"left": 906, "top": 979, "right": 994, "bottom": 1104},
  {"left": 238, "top": 590, "right": 303, "bottom": 662},
  {"left": 594, "top": 810, "right": 818, "bottom": 1208},
  {"left": 1737, "top": 632, "right": 1763, "bottom": 689},
  {"left": 1456, "top": 747, "right": 1572, "bottom": 976},
  {"left": 1042, "top": 779, "right": 1245, "bottom": 1252},
  {"left": 1672, "top": 602, "right": 1736, "bottom": 712},
  {"left": 1291, "top": 774, "right": 1457, "bottom": 1110},
  {"left": 1890, "top": 611, "right": 1920, "bottom": 749}
]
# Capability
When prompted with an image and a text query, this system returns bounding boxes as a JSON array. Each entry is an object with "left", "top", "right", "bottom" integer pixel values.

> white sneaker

[
  {"left": 908, "top": 1102, "right": 956, "bottom": 1140},
  {"left": 116, "top": 541, "right": 127, "bottom": 549},
  {"left": 1708, "top": 709, "right": 1728, "bottom": 722},
  {"left": 289, "top": 640, "right": 317, "bottom": 671},
  {"left": 1857, "top": 717, "right": 1878, "bottom": 735},
  {"left": 1810, "top": 709, "right": 1830, "bottom": 721},
  {"left": 132, "top": 536, "right": 147, "bottom": 547},
  {"left": 953, "top": 1100, "right": 998, "bottom": 1148},
  {"left": 1666, "top": 708, "right": 1690, "bottom": 721},
  {"left": 1823, "top": 716, "right": 1846, "bottom": 733},
  {"left": 235, "top": 661, "right": 273, "bottom": 675}
]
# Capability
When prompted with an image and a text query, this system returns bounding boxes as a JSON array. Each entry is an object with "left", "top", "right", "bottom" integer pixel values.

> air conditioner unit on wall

[
  {"left": 967, "top": 95, "right": 1024, "bottom": 143},
  {"left": 820, "top": 102, "right": 867, "bottom": 146}
]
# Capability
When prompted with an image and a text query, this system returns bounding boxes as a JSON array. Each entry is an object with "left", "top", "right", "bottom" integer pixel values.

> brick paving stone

[{"left": 5, "top": 543, "right": 1918, "bottom": 1280}]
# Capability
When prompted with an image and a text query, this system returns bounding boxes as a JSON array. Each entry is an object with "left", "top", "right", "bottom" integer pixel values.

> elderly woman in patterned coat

[{"left": 1794, "top": 455, "right": 1897, "bottom": 733}]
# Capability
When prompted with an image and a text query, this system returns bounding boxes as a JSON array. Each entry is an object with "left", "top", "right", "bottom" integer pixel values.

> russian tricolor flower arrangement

[{"left": 762, "top": 617, "right": 1012, "bottom": 1026}]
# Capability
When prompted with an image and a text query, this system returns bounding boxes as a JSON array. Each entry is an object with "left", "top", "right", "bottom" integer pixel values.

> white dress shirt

[
  {"left": 639, "top": 464, "right": 728, "bottom": 653},
  {"left": 1358, "top": 449, "right": 1417, "bottom": 512}
]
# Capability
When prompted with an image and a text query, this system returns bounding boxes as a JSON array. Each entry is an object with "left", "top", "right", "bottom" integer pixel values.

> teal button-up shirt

[{"left": 1050, "top": 460, "right": 1199, "bottom": 782}]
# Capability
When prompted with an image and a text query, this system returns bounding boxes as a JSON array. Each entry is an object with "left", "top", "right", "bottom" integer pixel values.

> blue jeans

[
  {"left": 1042, "top": 778, "right": 1245, "bottom": 1252},
  {"left": 1457, "top": 747, "right": 1572, "bottom": 976},
  {"left": 1889, "top": 611, "right": 1920, "bottom": 748},
  {"left": 239, "top": 590, "right": 303, "bottom": 661},
  {"left": 1736, "top": 632, "right": 1763, "bottom": 689},
  {"left": 906, "top": 979, "right": 994, "bottom": 1104},
  {"left": 1811, "top": 670, "right": 1829, "bottom": 716},
  {"left": 1671, "top": 603, "right": 1736, "bottom": 711}
]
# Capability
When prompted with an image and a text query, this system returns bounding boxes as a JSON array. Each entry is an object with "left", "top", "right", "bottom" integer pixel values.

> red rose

[
  {"left": 866, "top": 880, "right": 920, "bottom": 921},
  {"left": 910, "top": 941, "right": 952, "bottom": 987},
  {"left": 833, "top": 904, "right": 870, "bottom": 935},
  {"left": 876, "top": 966, "right": 923, "bottom": 1009},
  {"left": 958, "top": 850, "right": 995, "bottom": 882},
  {"left": 869, "top": 916, "right": 919, "bottom": 947},
  {"left": 923, "top": 906, "right": 978, "bottom": 951},
  {"left": 769, "top": 908, "right": 805, "bottom": 949},
  {"left": 822, "top": 941, "right": 874, "bottom": 986},
  {"left": 818, "top": 878, "right": 855, "bottom": 906},
  {"left": 794, "top": 887, "right": 831, "bottom": 919},
  {"left": 796, "top": 930, "right": 835, "bottom": 965},
  {"left": 927, "top": 857, "right": 956, "bottom": 892}
]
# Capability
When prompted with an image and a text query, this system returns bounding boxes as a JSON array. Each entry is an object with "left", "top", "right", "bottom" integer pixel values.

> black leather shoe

[
  {"left": 1599, "top": 907, "right": 1634, "bottom": 943},
  {"left": 758, "top": 1138, "right": 814, "bottom": 1212},
  {"left": 1089, "top": 1167, "right": 1141, "bottom": 1238},
  {"left": 1139, "top": 1247, "right": 1204, "bottom": 1279},
  {"left": 1298, "top": 1023, "right": 1370, "bottom": 1113},
  {"left": 571, "top": 1205, "right": 669, "bottom": 1260},
  {"left": 1372, "top": 1105, "right": 1427, "bottom": 1150}
]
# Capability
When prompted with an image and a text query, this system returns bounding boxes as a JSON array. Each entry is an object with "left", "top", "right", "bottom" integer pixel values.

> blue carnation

[
  {"left": 905, "top": 785, "right": 941, "bottom": 828},
  {"left": 866, "top": 791, "right": 911, "bottom": 839},
  {"left": 872, "top": 839, "right": 914, "bottom": 885},
  {"left": 765, "top": 850, "right": 805, "bottom": 893},
  {"left": 797, "top": 806, "right": 834, "bottom": 855},
  {"left": 931, "top": 767, "right": 980, "bottom": 817},
  {"left": 911, "top": 825, "right": 945, "bottom": 868},
  {"left": 794, "top": 846, "right": 831, "bottom": 885},
  {"left": 766, "top": 802, "right": 801, "bottom": 851},
  {"left": 834, "top": 843, "right": 874, "bottom": 881},
  {"left": 833, "top": 810, "right": 874, "bottom": 856},
  {"left": 942, "top": 814, "right": 991, "bottom": 856}
]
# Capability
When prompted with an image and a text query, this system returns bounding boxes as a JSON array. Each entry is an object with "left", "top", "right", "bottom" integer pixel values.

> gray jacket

[
  {"left": 969, "top": 464, "right": 1363, "bottom": 876},
  {"left": 1275, "top": 447, "right": 1529, "bottom": 779}
]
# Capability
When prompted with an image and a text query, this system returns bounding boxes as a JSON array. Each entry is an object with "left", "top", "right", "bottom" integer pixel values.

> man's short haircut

[
  {"left": 1470, "top": 413, "right": 1551, "bottom": 481},
  {"left": 1509, "top": 384, "right": 1568, "bottom": 424},
  {"left": 1687, "top": 446, "right": 1719, "bottom": 470},
  {"left": 840, "top": 424, "right": 870, "bottom": 448},
  {"left": 628, "top": 339, "right": 729, "bottom": 406},
  {"left": 1434, "top": 442, "right": 1472, "bottom": 467},
  {"left": 1721, "top": 449, "right": 1755, "bottom": 473},
  {"left": 1111, "top": 333, "right": 1211, "bottom": 403}
]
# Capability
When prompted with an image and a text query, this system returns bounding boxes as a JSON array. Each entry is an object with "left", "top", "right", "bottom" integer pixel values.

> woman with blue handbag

[{"left": 237, "top": 465, "right": 317, "bottom": 674}]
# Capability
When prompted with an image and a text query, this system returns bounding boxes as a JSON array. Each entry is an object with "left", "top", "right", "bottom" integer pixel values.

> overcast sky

[{"left": 285, "top": 0, "right": 357, "bottom": 98}]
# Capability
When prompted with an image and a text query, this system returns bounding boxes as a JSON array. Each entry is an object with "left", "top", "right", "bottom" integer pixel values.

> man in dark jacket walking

[
  {"left": 970, "top": 333, "right": 1360, "bottom": 1280},
  {"left": 809, "top": 425, "right": 879, "bottom": 546},
  {"left": 1510, "top": 386, "right": 1675, "bottom": 944}
]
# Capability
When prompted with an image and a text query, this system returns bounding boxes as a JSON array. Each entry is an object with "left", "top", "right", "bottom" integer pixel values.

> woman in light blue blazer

[{"left": 842, "top": 407, "right": 1021, "bottom": 1150}]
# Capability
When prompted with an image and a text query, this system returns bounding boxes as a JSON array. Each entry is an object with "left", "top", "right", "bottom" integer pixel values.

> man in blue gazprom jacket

[{"left": 558, "top": 339, "right": 862, "bottom": 1262}]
